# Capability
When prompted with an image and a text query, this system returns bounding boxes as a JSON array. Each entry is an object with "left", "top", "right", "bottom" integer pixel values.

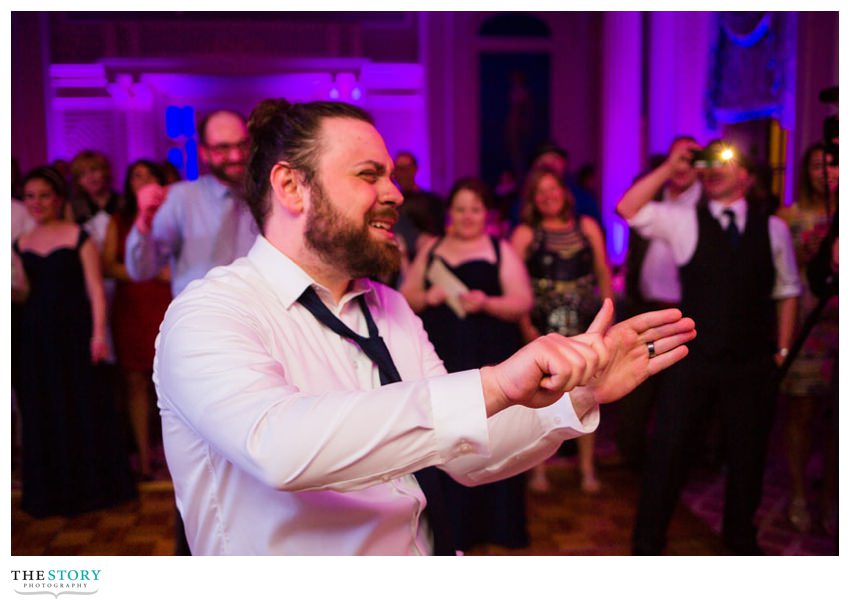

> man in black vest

[{"left": 618, "top": 140, "right": 801, "bottom": 555}]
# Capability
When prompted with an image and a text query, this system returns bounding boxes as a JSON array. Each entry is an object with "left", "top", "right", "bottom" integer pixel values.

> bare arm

[
  {"left": 616, "top": 165, "right": 671, "bottom": 220},
  {"left": 101, "top": 215, "right": 131, "bottom": 281},
  {"left": 399, "top": 236, "right": 437, "bottom": 313},
  {"left": 775, "top": 296, "right": 798, "bottom": 366},
  {"left": 581, "top": 216, "right": 614, "bottom": 302},
  {"left": 79, "top": 236, "right": 110, "bottom": 363},
  {"left": 518, "top": 314, "right": 540, "bottom": 343},
  {"left": 617, "top": 141, "right": 697, "bottom": 220},
  {"left": 11, "top": 249, "right": 29, "bottom": 303},
  {"left": 478, "top": 240, "right": 533, "bottom": 321},
  {"left": 509, "top": 224, "right": 534, "bottom": 260},
  {"left": 509, "top": 225, "right": 540, "bottom": 342}
]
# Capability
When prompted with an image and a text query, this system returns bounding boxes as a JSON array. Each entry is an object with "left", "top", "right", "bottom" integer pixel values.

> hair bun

[{"left": 248, "top": 99, "right": 292, "bottom": 137}]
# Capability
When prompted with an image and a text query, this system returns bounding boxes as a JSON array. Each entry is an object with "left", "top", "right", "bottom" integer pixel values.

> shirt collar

[
  {"left": 708, "top": 196, "right": 747, "bottom": 219},
  {"left": 205, "top": 174, "right": 237, "bottom": 201},
  {"left": 246, "top": 236, "right": 379, "bottom": 312}
]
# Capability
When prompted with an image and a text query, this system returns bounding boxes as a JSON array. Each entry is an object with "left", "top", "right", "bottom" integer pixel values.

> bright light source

[{"left": 720, "top": 148, "right": 735, "bottom": 161}]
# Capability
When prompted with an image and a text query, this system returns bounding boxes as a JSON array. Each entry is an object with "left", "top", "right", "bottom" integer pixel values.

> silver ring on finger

[{"left": 646, "top": 340, "right": 656, "bottom": 359}]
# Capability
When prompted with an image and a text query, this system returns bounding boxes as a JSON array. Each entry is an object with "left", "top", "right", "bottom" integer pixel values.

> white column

[
  {"left": 648, "top": 12, "right": 677, "bottom": 154},
  {"left": 648, "top": 12, "right": 716, "bottom": 155},
  {"left": 600, "top": 12, "right": 643, "bottom": 265}
]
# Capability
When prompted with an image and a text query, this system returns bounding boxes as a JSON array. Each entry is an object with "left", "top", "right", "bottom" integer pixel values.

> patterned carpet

[{"left": 10, "top": 398, "right": 837, "bottom": 556}]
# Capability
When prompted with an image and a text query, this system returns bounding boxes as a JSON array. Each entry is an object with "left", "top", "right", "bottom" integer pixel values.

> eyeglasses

[{"left": 204, "top": 139, "right": 250, "bottom": 155}]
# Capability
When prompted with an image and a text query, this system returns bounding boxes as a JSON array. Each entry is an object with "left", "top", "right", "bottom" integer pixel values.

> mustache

[{"left": 366, "top": 208, "right": 399, "bottom": 225}]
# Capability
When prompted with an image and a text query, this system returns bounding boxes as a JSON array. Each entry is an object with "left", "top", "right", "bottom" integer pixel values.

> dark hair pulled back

[
  {"left": 245, "top": 98, "right": 374, "bottom": 231},
  {"left": 23, "top": 166, "right": 69, "bottom": 200}
]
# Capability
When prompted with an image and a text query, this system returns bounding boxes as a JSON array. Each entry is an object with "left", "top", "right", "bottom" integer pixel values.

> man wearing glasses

[{"left": 126, "top": 109, "right": 258, "bottom": 297}]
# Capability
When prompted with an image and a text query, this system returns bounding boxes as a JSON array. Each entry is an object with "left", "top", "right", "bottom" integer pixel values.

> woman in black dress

[
  {"left": 13, "top": 167, "right": 136, "bottom": 518},
  {"left": 401, "top": 177, "right": 533, "bottom": 550}
]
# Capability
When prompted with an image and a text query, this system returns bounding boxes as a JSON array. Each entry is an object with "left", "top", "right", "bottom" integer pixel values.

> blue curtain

[{"left": 705, "top": 12, "right": 797, "bottom": 128}]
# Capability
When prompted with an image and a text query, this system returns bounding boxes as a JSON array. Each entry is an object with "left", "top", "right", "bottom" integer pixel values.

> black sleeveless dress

[
  {"left": 420, "top": 236, "right": 528, "bottom": 550},
  {"left": 14, "top": 229, "right": 136, "bottom": 517}
]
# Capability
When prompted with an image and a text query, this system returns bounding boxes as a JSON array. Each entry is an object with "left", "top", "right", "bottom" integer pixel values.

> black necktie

[
  {"left": 723, "top": 209, "right": 741, "bottom": 248},
  {"left": 297, "top": 286, "right": 456, "bottom": 555}
]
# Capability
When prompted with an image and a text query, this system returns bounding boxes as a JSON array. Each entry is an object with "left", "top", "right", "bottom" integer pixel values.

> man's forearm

[
  {"left": 776, "top": 296, "right": 798, "bottom": 352},
  {"left": 616, "top": 163, "right": 672, "bottom": 220},
  {"left": 125, "top": 225, "right": 164, "bottom": 281}
]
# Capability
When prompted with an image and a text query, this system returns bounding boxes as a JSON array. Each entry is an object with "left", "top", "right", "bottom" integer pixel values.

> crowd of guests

[{"left": 10, "top": 105, "right": 838, "bottom": 555}]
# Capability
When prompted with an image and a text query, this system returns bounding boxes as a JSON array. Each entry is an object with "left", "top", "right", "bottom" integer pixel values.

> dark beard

[
  {"left": 208, "top": 161, "right": 246, "bottom": 190},
  {"left": 304, "top": 180, "right": 401, "bottom": 279}
]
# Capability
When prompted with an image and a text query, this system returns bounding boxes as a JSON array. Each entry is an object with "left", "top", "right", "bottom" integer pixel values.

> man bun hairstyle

[{"left": 245, "top": 98, "right": 374, "bottom": 232}]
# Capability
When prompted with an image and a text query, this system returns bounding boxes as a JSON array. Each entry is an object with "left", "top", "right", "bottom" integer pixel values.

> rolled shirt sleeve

[
  {"left": 125, "top": 197, "right": 181, "bottom": 286},
  {"left": 768, "top": 215, "right": 803, "bottom": 299}
]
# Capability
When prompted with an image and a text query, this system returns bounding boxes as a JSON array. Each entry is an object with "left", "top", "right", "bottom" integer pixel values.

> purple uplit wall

[
  {"left": 647, "top": 13, "right": 718, "bottom": 154},
  {"left": 43, "top": 64, "right": 429, "bottom": 185},
  {"left": 600, "top": 13, "right": 643, "bottom": 266},
  {"left": 12, "top": 12, "right": 838, "bottom": 230}
]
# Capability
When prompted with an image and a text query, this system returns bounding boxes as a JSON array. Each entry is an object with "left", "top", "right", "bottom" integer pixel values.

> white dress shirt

[
  {"left": 629, "top": 196, "right": 801, "bottom": 299},
  {"left": 638, "top": 181, "right": 702, "bottom": 303},
  {"left": 155, "top": 235, "right": 599, "bottom": 555},
  {"left": 125, "top": 175, "right": 257, "bottom": 296}
]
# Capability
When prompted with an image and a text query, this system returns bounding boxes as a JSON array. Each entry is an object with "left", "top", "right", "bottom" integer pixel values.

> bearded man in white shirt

[{"left": 155, "top": 98, "right": 696, "bottom": 556}]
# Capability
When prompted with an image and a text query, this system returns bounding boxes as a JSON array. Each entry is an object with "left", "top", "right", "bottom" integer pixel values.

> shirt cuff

[
  {"left": 428, "top": 370, "right": 490, "bottom": 461},
  {"left": 536, "top": 391, "right": 600, "bottom": 436},
  {"left": 772, "top": 284, "right": 803, "bottom": 299}
]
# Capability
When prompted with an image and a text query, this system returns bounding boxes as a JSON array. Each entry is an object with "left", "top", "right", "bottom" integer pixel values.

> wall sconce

[
  {"left": 328, "top": 72, "right": 363, "bottom": 103},
  {"left": 107, "top": 73, "right": 154, "bottom": 110}
]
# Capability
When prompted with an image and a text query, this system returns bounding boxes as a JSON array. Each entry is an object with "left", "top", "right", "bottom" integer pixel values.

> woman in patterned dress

[{"left": 511, "top": 167, "right": 613, "bottom": 493}]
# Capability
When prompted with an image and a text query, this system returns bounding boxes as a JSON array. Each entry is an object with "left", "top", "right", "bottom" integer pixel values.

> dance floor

[{"left": 10, "top": 398, "right": 837, "bottom": 556}]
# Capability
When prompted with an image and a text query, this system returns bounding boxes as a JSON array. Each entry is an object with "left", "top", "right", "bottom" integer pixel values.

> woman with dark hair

[
  {"left": 102, "top": 159, "right": 173, "bottom": 480},
  {"left": 511, "top": 167, "right": 613, "bottom": 494},
  {"left": 401, "top": 176, "right": 534, "bottom": 550},
  {"left": 13, "top": 167, "right": 136, "bottom": 517},
  {"left": 776, "top": 143, "right": 838, "bottom": 535}
]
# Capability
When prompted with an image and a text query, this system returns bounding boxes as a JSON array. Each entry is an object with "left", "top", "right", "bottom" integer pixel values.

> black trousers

[
  {"left": 174, "top": 507, "right": 192, "bottom": 555},
  {"left": 614, "top": 373, "right": 661, "bottom": 471},
  {"left": 614, "top": 300, "right": 675, "bottom": 471},
  {"left": 633, "top": 352, "right": 777, "bottom": 554}
]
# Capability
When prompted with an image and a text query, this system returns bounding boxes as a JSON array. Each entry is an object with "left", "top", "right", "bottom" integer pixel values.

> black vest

[{"left": 679, "top": 198, "right": 776, "bottom": 360}]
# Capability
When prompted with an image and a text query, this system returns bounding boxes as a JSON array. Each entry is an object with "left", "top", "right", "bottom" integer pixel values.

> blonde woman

[{"left": 511, "top": 167, "right": 613, "bottom": 493}]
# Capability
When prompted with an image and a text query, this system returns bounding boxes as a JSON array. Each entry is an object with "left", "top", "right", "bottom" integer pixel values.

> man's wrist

[
  {"left": 569, "top": 386, "right": 598, "bottom": 420},
  {"left": 480, "top": 366, "right": 509, "bottom": 418}
]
